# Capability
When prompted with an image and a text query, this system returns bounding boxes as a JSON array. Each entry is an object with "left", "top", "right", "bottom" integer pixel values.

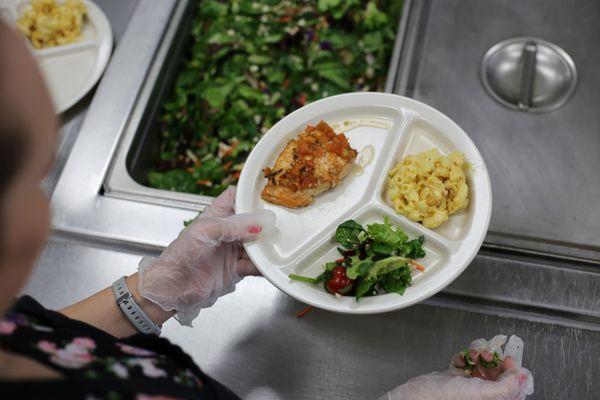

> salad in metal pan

[{"left": 148, "top": 0, "right": 400, "bottom": 197}]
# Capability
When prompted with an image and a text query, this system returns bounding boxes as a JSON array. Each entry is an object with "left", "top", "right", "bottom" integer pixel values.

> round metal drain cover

[{"left": 481, "top": 37, "right": 577, "bottom": 112}]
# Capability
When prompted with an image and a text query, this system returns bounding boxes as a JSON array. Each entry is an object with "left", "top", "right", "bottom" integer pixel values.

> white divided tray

[
  {"left": 0, "top": 0, "right": 112, "bottom": 113},
  {"left": 236, "top": 92, "right": 492, "bottom": 314}
]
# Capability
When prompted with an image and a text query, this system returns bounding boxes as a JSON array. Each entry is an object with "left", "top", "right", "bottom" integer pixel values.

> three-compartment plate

[
  {"left": 0, "top": 0, "right": 113, "bottom": 113},
  {"left": 236, "top": 93, "right": 492, "bottom": 314}
]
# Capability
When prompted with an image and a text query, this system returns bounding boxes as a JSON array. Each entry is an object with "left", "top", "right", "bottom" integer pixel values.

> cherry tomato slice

[{"left": 326, "top": 266, "right": 355, "bottom": 295}]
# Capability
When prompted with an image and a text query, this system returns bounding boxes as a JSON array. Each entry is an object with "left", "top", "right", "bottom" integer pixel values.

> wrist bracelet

[{"left": 112, "top": 276, "right": 162, "bottom": 335}]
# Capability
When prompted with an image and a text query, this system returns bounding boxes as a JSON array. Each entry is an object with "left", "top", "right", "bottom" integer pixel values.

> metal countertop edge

[
  {"left": 49, "top": 0, "right": 180, "bottom": 232},
  {"left": 425, "top": 293, "right": 600, "bottom": 333}
]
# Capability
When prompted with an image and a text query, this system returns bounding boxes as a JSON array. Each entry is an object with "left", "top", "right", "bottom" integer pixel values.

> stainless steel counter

[
  {"left": 393, "top": 0, "right": 600, "bottom": 262},
  {"left": 25, "top": 236, "right": 600, "bottom": 400},
  {"left": 43, "top": 0, "right": 139, "bottom": 195},
  {"left": 23, "top": 0, "right": 600, "bottom": 399}
]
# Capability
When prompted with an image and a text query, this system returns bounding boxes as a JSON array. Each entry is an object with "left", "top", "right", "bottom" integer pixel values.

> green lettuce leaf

[
  {"left": 366, "top": 217, "right": 408, "bottom": 248},
  {"left": 346, "top": 259, "right": 374, "bottom": 280},
  {"left": 335, "top": 220, "right": 365, "bottom": 248}
]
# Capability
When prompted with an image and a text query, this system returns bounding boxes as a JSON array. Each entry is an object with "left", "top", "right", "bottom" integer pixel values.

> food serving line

[{"left": 25, "top": 1, "right": 600, "bottom": 399}]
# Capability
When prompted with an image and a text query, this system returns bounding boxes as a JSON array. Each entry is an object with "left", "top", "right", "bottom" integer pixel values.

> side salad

[
  {"left": 148, "top": 0, "right": 401, "bottom": 197},
  {"left": 289, "top": 218, "right": 426, "bottom": 299}
]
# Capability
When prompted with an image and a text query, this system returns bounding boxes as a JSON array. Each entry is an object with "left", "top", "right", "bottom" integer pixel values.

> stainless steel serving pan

[{"left": 103, "top": 1, "right": 409, "bottom": 210}]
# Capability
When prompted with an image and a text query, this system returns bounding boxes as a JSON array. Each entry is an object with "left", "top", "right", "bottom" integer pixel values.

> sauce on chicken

[{"left": 261, "top": 121, "right": 358, "bottom": 208}]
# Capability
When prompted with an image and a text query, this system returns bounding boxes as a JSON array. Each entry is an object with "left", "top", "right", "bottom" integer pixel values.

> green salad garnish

[
  {"left": 148, "top": 0, "right": 402, "bottom": 196},
  {"left": 289, "top": 217, "right": 426, "bottom": 299}
]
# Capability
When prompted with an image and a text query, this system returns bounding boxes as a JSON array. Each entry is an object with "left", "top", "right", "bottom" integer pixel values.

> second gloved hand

[
  {"left": 138, "top": 187, "right": 276, "bottom": 326},
  {"left": 379, "top": 335, "right": 534, "bottom": 400}
]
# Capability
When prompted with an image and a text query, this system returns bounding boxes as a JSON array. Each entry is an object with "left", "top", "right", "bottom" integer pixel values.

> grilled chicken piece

[{"left": 261, "top": 121, "right": 358, "bottom": 208}]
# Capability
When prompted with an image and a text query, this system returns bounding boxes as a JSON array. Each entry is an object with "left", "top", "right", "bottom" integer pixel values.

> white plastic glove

[
  {"left": 379, "top": 335, "right": 534, "bottom": 400},
  {"left": 138, "top": 186, "right": 276, "bottom": 326}
]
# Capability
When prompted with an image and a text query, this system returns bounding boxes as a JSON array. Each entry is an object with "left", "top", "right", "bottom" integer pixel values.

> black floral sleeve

[{"left": 0, "top": 296, "right": 240, "bottom": 400}]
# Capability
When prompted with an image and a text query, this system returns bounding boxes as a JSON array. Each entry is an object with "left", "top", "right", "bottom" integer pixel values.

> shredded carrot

[
  {"left": 296, "top": 305, "right": 314, "bottom": 318},
  {"left": 410, "top": 260, "right": 426, "bottom": 272},
  {"left": 298, "top": 93, "right": 307, "bottom": 106}
]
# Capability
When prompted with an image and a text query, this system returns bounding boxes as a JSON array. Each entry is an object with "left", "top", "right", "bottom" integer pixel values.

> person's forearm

[{"left": 60, "top": 273, "right": 175, "bottom": 338}]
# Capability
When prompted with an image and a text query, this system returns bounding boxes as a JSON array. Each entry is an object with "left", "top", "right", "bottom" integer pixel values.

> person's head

[{"left": 0, "top": 20, "right": 58, "bottom": 315}]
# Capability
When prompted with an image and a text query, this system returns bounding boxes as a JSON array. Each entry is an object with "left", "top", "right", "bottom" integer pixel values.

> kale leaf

[
  {"left": 405, "top": 236, "right": 426, "bottom": 259},
  {"left": 378, "top": 265, "right": 412, "bottom": 295}
]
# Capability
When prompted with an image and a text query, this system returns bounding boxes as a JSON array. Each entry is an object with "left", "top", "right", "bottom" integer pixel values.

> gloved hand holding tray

[{"left": 236, "top": 92, "right": 492, "bottom": 313}]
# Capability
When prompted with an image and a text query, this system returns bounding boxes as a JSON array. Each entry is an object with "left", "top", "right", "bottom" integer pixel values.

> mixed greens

[
  {"left": 459, "top": 349, "right": 502, "bottom": 370},
  {"left": 452, "top": 348, "right": 504, "bottom": 380},
  {"left": 289, "top": 218, "right": 426, "bottom": 299},
  {"left": 148, "top": 0, "right": 402, "bottom": 196}
]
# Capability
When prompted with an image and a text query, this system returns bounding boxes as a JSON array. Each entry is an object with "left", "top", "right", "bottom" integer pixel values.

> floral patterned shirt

[{"left": 0, "top": 296, "right": 240, "bottom": 400}]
